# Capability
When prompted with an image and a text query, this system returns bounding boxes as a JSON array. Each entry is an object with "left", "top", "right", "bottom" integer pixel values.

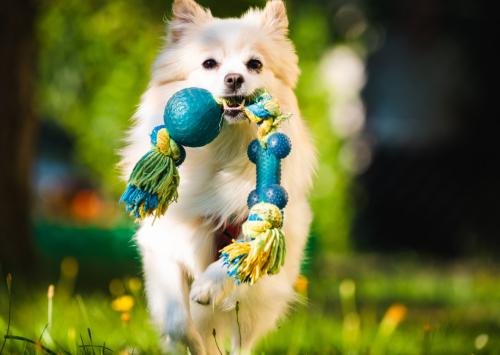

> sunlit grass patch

[{"left": 2, "top": 256, "right": 500, "bottom": 354}]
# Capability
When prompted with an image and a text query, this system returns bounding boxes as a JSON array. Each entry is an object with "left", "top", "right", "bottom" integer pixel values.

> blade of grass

[
  {"left": 78, "top": 345, "right": 114, "bottom": 353},
  {"left": 286, "top": 311, "right": 307, "bottom": 355},
  {"left": 39, "top": 324, "right": 49, "bottom": 343},
  {"left": 47, "top": 285, "right": 54, "bottom": 332},
  {"left": 76, "top": 295, "right": 90, "bottom": 329},
  {"left": 212, "top": 329, "right": 223, "bottom": 355},
  {"left": 3, "top": 336, "right": 58, "bottom": 355},
  {"left": 81, "top": 334, "right": 89, "bottom": 355},
  {"left": 0, "top": 274, "right": 12, "bottom": 355},
  {"left": 88, "top": 328, "right": 96, "bottom": 355},
  {"left": 236, "top": 301, "right": 242, "bottom": 355}
]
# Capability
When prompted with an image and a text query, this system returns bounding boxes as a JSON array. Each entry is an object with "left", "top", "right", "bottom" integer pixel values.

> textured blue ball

[
  {"left": 264, "top": 184, "right": 288, "bottom": 209},
  {"left": 164, "top": 88, "right": 223, "bottom": 147},
  {"left": 267, "top": 133, "right": 291, "bottom": 159},
  {"left": 247, "top": 190, "right": 260, "bottom": 208},
  {"left": 247, "top": 139, "right": 260, "bottom": 164},
  {"left": 175, "top": 145, "right": 186, "bottom": 167}
]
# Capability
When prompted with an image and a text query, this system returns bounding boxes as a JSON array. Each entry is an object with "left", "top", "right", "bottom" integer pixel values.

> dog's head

[{"left": 152, "top": 0, "right": 300, "bottom": 123}]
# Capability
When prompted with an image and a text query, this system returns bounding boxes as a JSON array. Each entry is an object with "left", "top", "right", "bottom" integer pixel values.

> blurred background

[{"left": 0, "top": 0, "right": 498, "bottom": 354}]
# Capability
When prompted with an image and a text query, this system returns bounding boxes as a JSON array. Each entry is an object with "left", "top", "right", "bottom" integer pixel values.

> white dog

[{"left": 120, "top": 0, "right": 316, "bottom": 353}]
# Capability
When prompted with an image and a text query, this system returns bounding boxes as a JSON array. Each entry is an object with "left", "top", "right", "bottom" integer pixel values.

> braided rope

[{"left": 221, "top": 203, "right": 286, "bottom": 284}]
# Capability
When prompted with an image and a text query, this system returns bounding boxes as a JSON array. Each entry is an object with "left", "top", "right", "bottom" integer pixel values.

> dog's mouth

[{"left": 221, "top": 95, "right": 254, "bottom": 123}]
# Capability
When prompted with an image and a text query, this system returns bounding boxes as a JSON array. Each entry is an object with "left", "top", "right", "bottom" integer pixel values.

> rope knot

[
  {"left": 221, "top": 202, "right": 286, "bottom": 284},
  {"left": 153, "top": 127, "right": 182, "bottom": 163},
  {"left": 244, "top": 203, "right": 282, "bottom": 239}
]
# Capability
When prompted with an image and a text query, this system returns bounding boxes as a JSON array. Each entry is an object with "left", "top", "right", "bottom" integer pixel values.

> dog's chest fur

[{"left": 177, "top": 121, "right": 258, "bottom": 224}]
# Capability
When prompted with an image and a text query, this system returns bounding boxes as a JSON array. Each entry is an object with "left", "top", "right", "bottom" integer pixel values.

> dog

[{"left": 120, "top": 0, "right": 316, "bottom": 353}]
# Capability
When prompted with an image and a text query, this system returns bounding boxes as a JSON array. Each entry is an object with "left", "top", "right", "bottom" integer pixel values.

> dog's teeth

[
  {"left": 241, "top": 99, "right": 245, "bottom": 107},
  {"left": 223, "top": 100, "right": 228, "bottom": 110}
]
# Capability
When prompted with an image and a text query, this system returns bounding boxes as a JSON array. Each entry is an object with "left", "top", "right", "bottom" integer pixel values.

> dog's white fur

[{"left": 119, "top": 1, "right": 316, "bottom": 353}]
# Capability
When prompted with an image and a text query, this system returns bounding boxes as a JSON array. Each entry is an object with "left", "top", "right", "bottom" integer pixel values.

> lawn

[{"left": 1, "top": 254, "right": 500, "bottom": 355}]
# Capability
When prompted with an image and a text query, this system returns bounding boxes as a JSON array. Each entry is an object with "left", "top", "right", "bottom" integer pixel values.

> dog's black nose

[{"left": 224, "top": 73, "right": 244, "bottom": 91}]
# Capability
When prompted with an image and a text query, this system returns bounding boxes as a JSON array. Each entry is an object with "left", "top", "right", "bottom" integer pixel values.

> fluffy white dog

[{"left": 120, "top": 0, "right": 316, "bottom": 353}]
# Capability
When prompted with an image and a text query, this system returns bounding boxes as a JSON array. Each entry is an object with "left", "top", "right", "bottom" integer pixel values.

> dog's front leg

[
  {"left": 143, "top": 252, "right": 206, "bottom": 355},
  {"left": 190, "top": 259, "right": 234, "bottom": 305}
]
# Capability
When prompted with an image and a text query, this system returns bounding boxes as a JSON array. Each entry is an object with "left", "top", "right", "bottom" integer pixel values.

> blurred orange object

[
  {"left": 70, "top": 189, "right": 101, "bottom": 222},
  {"left": 121, "top": 312, "right": 131, "bottom": 323}
]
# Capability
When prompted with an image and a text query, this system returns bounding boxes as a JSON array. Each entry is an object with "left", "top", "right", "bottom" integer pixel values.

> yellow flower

[
  {"left": 111, "top": 295, "right": 134, "bottom": 312},
  {"left": 384, "top": 303, "right": 407, "bottom": 325},
  {"left": 294, "top": 275, "right": 308, "bottom": 293}
]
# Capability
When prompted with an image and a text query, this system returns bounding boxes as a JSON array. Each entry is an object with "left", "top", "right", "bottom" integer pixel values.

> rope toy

[
  {"left": 120, "top": 88, "right": 223, "bottom": 222},
  {"left": 120, "top": 87, "right": 292, "bottom": 285},
  {"left": 220, "top": 89, "right": 292, "bottom": 284}
]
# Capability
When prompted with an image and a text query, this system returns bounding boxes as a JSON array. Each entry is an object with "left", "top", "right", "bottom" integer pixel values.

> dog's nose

[{"left": 224, "top": 73, "right": 245, "bottom": 91}]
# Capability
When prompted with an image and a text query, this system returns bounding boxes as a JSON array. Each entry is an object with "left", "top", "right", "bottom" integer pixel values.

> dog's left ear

[{"left": 259, "top": 0, "right": 289, "bottom": 35}]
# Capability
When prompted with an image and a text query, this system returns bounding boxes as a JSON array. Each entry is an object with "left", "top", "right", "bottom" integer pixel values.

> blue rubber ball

[
  {"left": 264, "top": 184, "right": 289, "bottom": 209},
  {"left": 247, "top": 190, "right": 260, "bottom": 208},
  {"left": 247, "top": 139, "right": 260, "bottom": 164},
  {"left": 164, "top": 88, "right": 223, "bottom": 147},
  {"left": 267, "top": 133, "right": 291, "bottom": 159}
]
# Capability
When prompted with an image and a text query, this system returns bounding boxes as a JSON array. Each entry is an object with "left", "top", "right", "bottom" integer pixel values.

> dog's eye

[
  {"left": 203, "top": 59, "right": 217, "bottom": 69},
  {"left": 247, "top": 59, "right": 263, "bottom": 71}
]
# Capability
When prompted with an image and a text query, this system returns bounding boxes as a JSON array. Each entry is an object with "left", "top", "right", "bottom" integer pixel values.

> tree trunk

[{"left": 0, "top": 0, "right": 37, "bottom": 273}]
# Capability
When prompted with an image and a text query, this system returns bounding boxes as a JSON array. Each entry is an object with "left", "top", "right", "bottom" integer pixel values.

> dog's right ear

[{"left": 168, "top": 0, "right": 212, "bottom": 43}]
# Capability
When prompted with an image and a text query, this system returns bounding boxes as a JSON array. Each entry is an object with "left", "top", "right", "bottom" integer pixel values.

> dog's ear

[
  {"left": 168, "top": 0, "right": 212, "bottom": 43},
  {"left": 259, "top": 0, "right": 289, "bottom": 35}
]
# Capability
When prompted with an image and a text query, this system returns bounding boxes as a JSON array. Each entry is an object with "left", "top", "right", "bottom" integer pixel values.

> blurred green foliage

[
  {"left": 37, "top": 0, "right": 353, "bottom": 251},
  {"left": 37, "top": 0, "right": 164, "bottom": 194}
]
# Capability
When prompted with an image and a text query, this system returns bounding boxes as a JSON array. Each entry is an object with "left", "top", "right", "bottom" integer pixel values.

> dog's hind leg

[{"left": 142, "top": 248, "right": 207, "bottom": 355}]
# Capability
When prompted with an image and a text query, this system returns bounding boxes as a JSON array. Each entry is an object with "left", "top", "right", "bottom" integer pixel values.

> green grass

[{"left": 2, "top": 255, "right": 500, "bottom": 354}]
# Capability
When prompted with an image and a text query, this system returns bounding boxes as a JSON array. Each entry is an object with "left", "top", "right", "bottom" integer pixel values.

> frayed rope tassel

[
  {"left": 120, "top": 125, "right": 185, "bottom": 223},
  {"left": 220, "top": 202, "right": 287, "bottom": 284}
]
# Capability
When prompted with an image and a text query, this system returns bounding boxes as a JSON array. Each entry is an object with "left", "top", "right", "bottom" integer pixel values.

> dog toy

[
  {"left": 120, "top": 87, "right": 292, "bottom": 285},
  {"left": 120, "top": 88, "right": 223, "bottom": 222},
  {"left": 220, "top": 89, "right": 292, "bottom": 284}
]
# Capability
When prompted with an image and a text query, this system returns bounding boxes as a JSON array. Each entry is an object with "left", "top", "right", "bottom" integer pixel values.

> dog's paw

[
  {"left": 190, "top": 262, "right": 233, "bottom": 306},
  {"left": 190, "top": 276, "right": 217, "bottom": 305}
]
